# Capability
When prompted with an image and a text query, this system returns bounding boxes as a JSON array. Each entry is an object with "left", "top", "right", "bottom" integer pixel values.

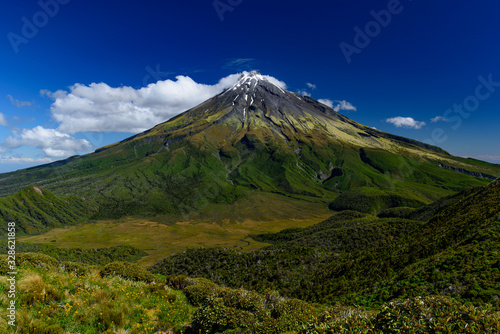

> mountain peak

[
  {"left": 229, "top": 71, "right": 287, "bottom": 94},
  {"left": 238, "top": 70, "right": 265, "bottom": 82}
]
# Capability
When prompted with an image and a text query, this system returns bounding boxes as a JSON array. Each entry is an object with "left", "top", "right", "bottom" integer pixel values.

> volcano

[{"left": 1, "top": 71, "right": 498, "bottom": 222}]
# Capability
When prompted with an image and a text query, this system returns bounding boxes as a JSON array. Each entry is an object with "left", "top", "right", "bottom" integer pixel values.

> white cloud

[
  {"left": 298, "top": 90, "right": 311, "bottom": 97},
  {"left": 333, "top": 100, "right": 356, "bottom": 112},
  {"left": 40, "top": 73, "right": 265, "bottom": 134},
  {"left": 431, "top": 116, "right": 448, "bottom": 123},
  {"left": 0, "top": 156, "right": 52, "bottom": 164},
  {"left": 386, "top": 116, "right": 426, "bottom": 129},
  {"left": 318, "top": 99, "right": 334, "bottom": 108},
  {"left": 0, "top": 113, "right": 7, "bottom": 126},
  {"left": 306, "top": 82, "right": 316, "bottom": 90},
  {"left": 4, "top": 126, "right": 93, "bottom": 157},
  {"left": 319, "top": 99, "right": 357, "bottom": 112},
  {"left": 7, "top": 94, "right": 33, "bottom": 108}
]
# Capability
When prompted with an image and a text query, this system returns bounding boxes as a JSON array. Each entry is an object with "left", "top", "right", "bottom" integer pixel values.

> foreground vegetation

[{"left": 1, "top": 253, "right": 499, "bottom": 333}]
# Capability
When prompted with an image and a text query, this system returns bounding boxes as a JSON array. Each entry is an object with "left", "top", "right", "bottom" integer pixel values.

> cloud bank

[
  {"left": 5, "top": 126, "right": 93, "bottom": 157},
  {"left": 41, "top": 74, "right": 245, "bottom": 134},
  {"left": 4, "top": 72, "right": 286, "bottom": 159}
]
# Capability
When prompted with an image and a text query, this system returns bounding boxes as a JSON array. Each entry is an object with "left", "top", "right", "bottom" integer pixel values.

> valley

[{"left": 18, "top": 192, "right": 332, "bottom": 267}]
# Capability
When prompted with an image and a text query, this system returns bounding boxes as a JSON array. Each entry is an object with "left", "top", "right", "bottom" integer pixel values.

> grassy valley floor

[{"left": 18, "top": 192, "right": 332, "bottom": 267}]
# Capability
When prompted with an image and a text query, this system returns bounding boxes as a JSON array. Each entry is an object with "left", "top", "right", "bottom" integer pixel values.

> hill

[{"left": 0, "top": 186, "right": 97, "bottom": 235}]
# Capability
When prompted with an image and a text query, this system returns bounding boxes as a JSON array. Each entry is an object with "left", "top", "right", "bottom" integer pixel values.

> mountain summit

[{"left": 0, "top": 72, "right": 499, "bottom": 220}]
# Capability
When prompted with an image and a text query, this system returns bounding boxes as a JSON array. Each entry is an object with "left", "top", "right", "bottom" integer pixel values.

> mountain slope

[
  {"left": 0, "top": 72, "right": 498, "bottom": 219},
  {"left": 0, "top": 185, "right": 97, "bottom": 234},
  {"left": 150, "top": 177, "right": 500, "bottom": 309}
]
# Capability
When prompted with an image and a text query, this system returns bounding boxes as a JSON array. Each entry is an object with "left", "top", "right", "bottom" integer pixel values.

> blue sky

[{"left": 1, "top": 0, "right": 500, "bottom": 173}]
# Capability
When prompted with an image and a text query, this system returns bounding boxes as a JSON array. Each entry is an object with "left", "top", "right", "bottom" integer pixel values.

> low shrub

[
  {"left": 17, "top": 253, "right": 59, "bottom": 270},
  {"left": 61, "top": 261, "right": 90, "bottom": 276},
  {"left": 374, "top": 295, "right": 500, "bottom": 333},
  {"left": 100, "top": 261, "right": 155, "bottom": 282}
]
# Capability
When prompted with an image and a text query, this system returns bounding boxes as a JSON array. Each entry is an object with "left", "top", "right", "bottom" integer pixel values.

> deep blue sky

[{"left": 1, "top": 0, "right": 500, "bottom": 172}]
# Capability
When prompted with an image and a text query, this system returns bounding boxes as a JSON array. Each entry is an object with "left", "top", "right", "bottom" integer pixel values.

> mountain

[{"left": 0, "top": 71, "right": 499, "bottom": 220}]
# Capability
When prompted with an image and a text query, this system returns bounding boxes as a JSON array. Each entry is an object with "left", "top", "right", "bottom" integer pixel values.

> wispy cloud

[
  {"left": 333, "top": 100, "right": 356, "bottom": 112},
  {"left": 318, "top": 99, "right": 333, "bottom": 108},
  {"left": 298, "top": 90, "right": 311, "bottom": 97},
  {"left": 431, "top": 115, "right": 449, "bottom": 123},
  {"left": 386, "top": 116, "right": 426, "bottom": 129},
  {"left": 319, "top": 99, "right": 357, "bottom": 112},
  {"left": 4, "top": 126, "right": 93, "bottom": 158},
  {"left": 0, "top": 155, "right": 52, "bottom": 164},
  {"left": 306, "top": 82, "right": 316, "bottom": 90},
  {"left": 223, "top": 58, "right": 257, "bottom": 71},
  {"left": 0, "top": 113, "right": 7, "bottom": 126},
  {"left": 469, "top": 155, "right": 500, "bottom": 163},
  {"left": 6, "top": 94, "right": 34, "bottom": 108}
]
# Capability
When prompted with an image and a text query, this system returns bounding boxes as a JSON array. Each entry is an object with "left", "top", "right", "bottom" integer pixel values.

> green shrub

[
  {"left": 374, "top": 296, "right": 500, "bottom": 333},
  {"left": 16, "top": 252, "right": 59, "bottom": 270},
  {"left": 100, "top": 261, "right": 155, "bottom": 282},
  {"left": 61, "top": 261, "right": 89, "bottom": 276},
  {"left": 164, "top": 274, "right": 190, "bottom": 289},
  {"left": 20, "top": 320, "right": 64, "bottom": 334},
  {"left": 96, "top": 303, "right": 125, "bottom": 331},
  {"left": 191, "top": 297, "right": 257, "bottom": 333}
]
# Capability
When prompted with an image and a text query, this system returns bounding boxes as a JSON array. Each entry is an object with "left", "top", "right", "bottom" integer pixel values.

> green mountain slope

[
  {"left": 0, "top": 72, "right": 498, "bottom": 220},
  {"left": 0, "top": 186, "right": 97, "bottom": 234}
]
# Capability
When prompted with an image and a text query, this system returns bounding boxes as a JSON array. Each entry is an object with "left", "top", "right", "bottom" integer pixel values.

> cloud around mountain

[
  {"left": 41, "top": 74, "right": 242, "bottom": 134},
  {"left": 2, "top": 72, "right": 287, "bottom": 159},
  {"left": 318, "top": 99, "right": 357, "bottom": 112},
  {"left": 40, "top": 73, "right": 286, "bottom": 134}
]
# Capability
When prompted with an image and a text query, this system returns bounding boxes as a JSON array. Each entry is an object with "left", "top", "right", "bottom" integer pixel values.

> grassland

[{"left": 19, "top": 192, "right": 332, "bottom": 267}]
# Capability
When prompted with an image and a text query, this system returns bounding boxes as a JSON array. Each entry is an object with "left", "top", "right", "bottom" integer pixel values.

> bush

[
  {"left": 191, "top": 297, "right": 257, "bottom": 333},
  {"left": 146, "top": 283, "right": 177, "bottom": 302},
  {"left": 1, "top": 253, "right": 59, "bottom": 273},
  {"left": 100, "top": 261, "right": 155, "bottom": 282},
  {"left": 61, "top": 261, "right": 90, "bottom": 276},
  {"left": 374, "top": 296, "right": 500, "bottom": 333},
  {"left": 96, "top": 302, "right": 125, "bottom": 331},
  {"left": 20, "top": 320, "right": 64, "bottom": 334}
]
